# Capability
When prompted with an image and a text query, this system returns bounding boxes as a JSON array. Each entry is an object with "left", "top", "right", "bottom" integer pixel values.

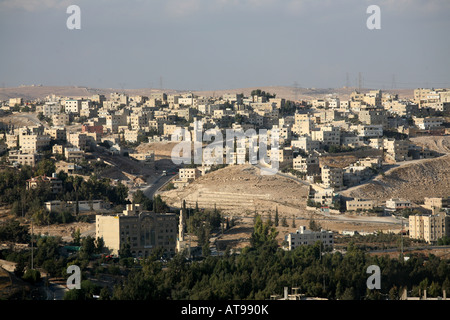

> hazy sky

[{"left": 1, "top": 0, "right": 449, "bottom": 91}]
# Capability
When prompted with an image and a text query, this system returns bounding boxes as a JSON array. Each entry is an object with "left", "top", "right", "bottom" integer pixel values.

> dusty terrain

[
  {"left": 0, "top": 85, "right": 414, "bottom": 102},
  {"left": 160, "top": 164, "right": 310, "bottom": 217},
  {"left": 340, "top": 136, "right": 450, "bottom": 203}
]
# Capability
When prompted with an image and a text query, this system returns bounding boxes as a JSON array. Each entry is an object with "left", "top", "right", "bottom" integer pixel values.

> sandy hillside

[
  {"left": 340, "top": 153, "right": 450, "bottom": 203},
  {"left": 160, "top": 164, "right": 310, "bottom": 217}
]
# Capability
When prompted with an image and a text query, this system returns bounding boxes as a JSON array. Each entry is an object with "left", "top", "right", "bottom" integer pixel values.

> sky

[{"left": 0, "top": 0, "right": 449, "bottom": 91}]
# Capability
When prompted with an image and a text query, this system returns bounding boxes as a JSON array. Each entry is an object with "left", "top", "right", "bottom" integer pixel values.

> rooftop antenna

[{"left": 391, "top": 74, "right": 396, "bottom": 89}]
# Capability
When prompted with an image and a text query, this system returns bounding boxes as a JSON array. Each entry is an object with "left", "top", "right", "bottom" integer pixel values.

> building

[
  {"left": 285, "top": 226, "right": 334, "bottom": 250},
  {"left": 8, "top": 150, "right": 38, "bottom": 167},
  {"left": 52, "top": 113, "right": 70, "bottom": 127},
  {"left": 423, "top": 197, "right": 449, "bottom": 213},
  {"left": 26, "top": 174, "right": 63, "bottom": 194},
  {"left": 64, "top": 148, "right": 84, "bottom": 162},
  {"left": 95, "top": 204, "right": 177, "bottom": 257},
  {"left": 409, "top": 213, "right": 449, "bottom": 243},
  {"left": 178, "top": 168, "right": 201, "bottom": 181},
  {"left": 383, "top": 138, "right": 410, "bottom": 162},
  {"left": 293, "top": 155, "right": 320, "bottom": 176},
  {"left": 346, "top": 198, "right": 374, "bottom": 211},
  {"left": 45, "top": 199, "right": 109, "bottom": 214},
  {"left": 65, "top": 99, "right": 82, "bottom": 115},
  {"left": 19, "top": 133, "right": 51, "bottom": 153},
  {"left": 321, "top": 166, "right": 343, "bottom": 190},
  {"left": 385, "top": 198, "right": 412, "bottom": 211}
]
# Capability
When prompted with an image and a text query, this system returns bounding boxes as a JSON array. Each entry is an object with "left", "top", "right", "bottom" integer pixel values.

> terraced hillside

[{"left": 160, "top": 164, "right": 310, "bottom": 217}]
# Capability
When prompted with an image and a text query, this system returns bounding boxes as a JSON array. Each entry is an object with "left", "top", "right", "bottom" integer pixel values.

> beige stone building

[
  {"left": 96, "top": 204, "right": 177, "bottom": 257},
  {"left": 409, "top": 213, "right": 449, "bottom": 243},
  {"left": 321, "top": 166, "right": 343, "bottom": 190}
]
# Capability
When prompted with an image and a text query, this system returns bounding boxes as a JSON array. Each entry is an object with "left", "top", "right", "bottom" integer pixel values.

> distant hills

[{"left": 0, "top": 85, "right": 414, "bottom": 102}]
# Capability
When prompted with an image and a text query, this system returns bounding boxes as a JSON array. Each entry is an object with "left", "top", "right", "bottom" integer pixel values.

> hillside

[
  {"left": 0, "top": 85, "right": 414, "bottom": 102},
  {"left": 340, "top": 154, "right": 450, "bottom": 203},
  {"left": 159, "top": 164, "right": 310, "bottom": 217}
]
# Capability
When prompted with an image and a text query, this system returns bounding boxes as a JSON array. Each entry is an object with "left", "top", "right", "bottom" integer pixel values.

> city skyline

[{"left": 1, "top": 0, "right": 450, "bottom": 91}]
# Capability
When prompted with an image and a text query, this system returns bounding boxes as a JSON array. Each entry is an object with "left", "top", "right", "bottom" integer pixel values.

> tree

[
  {"left": 250, "top": 215, "right": 278, "bottom": 251},
  {"left": 72, "top": 229, "right": 81, "bottom": 246},
  {"left": 274, "top": 207, "right": 279, "bottom": 227}
]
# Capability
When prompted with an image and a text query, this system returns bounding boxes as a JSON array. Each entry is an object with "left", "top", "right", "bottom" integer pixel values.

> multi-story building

[
  {"left": 413, "top": 117, "right": 444, "bottom": 130},
  {"left": 383, "top": 138, "right": 410, "bottom": 162},
  {"left": 64, "top": 147, "right": 84, "bottom": 163},
  {"left": 423, "top": 197, "right": 449, "bottom": 213},
  {"left": 284, "top": 226, "right": 334, "bottom": 250},
  {"left": 311, "top": 125, "right": 341, "bottom": 147},
  {"left": 293, "top": 155, "right": 320, "bottom": 176},
  {"left": 178, "top": 168, "right": 201, "bottom": 181},
  {"left": 65, "top": 99, "right": 82, "bottom": 115},
  {"left": 8, "top": 150, "right": 38, "bottom": 167},
  {"left": 43, "top": 102, "right": 61, "bottom": 117},
  {"left": 96, "top": 204, "right": 177, "bottom": 257},
  {"left": 409, "top": 213, "right": 449, "bottom": 243},
  {"left": 19, "top": 133, "right": 51, "bottom": 153},
  {"left": 321, "top": 166, "right": 343, "bottom": 190},
  {"left": 346, "top": 198, "right": 374, "bottom": 211},
  {"left": 52, "top": 113, "right": 70, "bottom": 127}
]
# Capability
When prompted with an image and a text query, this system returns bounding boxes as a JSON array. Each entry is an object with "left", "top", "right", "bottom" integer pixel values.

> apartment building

[
  {"left": 64, "top": 148, "right": 84, "bottom": 163},
  {"left": 285, "top": 226, "right": 334, "bottom": 250},
  {"left": 19, "top": 133, "right": 51, "bottom": 153},
  {"left": 178, "top": 168, "right": 201, "bottom": 181},
  {"left": 96, "top": 204, "right": 177, "bottom": 257},
  {"left": 67, "top": 132, "right": 88, "bottom": 150},
  {"left": 291, "top": 136, "right": 320, "bottom": 154},
  {"left": 423, "top": 197, "right": 449, "bottom": 212},
  {"left": 311, "top": 126, "right": 341, "bottom": 146},
  {"left": 383, "top": 138, "right": 410, "bottom": 162},
  {"left": 293, "top": 155, "right": 320, "bottom": 176},
  {"left": 52, "top": 113, "right": 70, "bottom": 127},
  {"left": 8, "top": 150, "right": 38, "bottom": 167},
  {"left": 346, "top": 198, "right": 374, "bottom": 211},
  {"left": 413, "top": 117, "right": 444, "bottom": 130},
  {"left": 44, "top": 127, "right": 66, "bottom": 141},
  {"left": 65, "top": 99, "right": 82, "bottom": 115},
  {"left": 321, "top": 166, "right": 344, "bottom": 190},
  {"left": 409, "top": 213, "right": 449, "bottom": 243},
  {"left": 42, "top": 102, "right": 61, "bottom": 117}
]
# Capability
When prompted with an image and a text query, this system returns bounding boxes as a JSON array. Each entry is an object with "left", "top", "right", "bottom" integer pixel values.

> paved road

[{"left": 143, "top": 166, "right": 180, "bottom": 199}]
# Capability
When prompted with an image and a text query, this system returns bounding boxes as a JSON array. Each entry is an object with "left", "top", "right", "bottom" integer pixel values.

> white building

[{"left": 285, "top": 226, "right": 334, "bottom": 250}]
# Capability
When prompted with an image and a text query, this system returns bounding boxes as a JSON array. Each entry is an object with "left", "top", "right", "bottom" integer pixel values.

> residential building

[
  {"left": 95, "top": 204, "right": 177, "bottom": 257},
  {"left": 383, "top": 138, "right": 410, "bottom": 162},
  {"left": 8, "top": 150, "right": 38, "bottom": 167},
  {"left": 385, "top": 198, "right": 412, "bottom": 211},
  {"left": 52, "top": 113, "right": 70, "bottom": 126},
  {"left": 321, "top": 166, "right": 343, "bottom": 190},
  {"left": 65, "top": 99, "right": 82, "bottom": 115},
  {"left": 409, "top": 213, "right": 450, "bottom": 243},
  {"left": 293, "top": 155, "right": 320, "bottom": 176},
  {"left": 64, "top": 147, "right": 84, "bottom": 162},
  {"left": 285, "top": 226, "right": 334, "bottom": 250},
  {"left": 26, "top": 174, "right": 63, "bottom": 194},
  {"left": 346, "top": 198, "right": 374, "bottom": 211}
]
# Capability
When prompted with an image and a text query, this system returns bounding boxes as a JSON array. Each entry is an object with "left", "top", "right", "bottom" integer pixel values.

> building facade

[{"left": 96, "top": 204, "right": 177, "bottom": 257}]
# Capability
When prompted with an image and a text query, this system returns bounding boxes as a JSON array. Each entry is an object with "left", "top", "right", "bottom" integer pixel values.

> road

[{"left": 142, "top": 165, "right": 180, "bottom": 199}]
